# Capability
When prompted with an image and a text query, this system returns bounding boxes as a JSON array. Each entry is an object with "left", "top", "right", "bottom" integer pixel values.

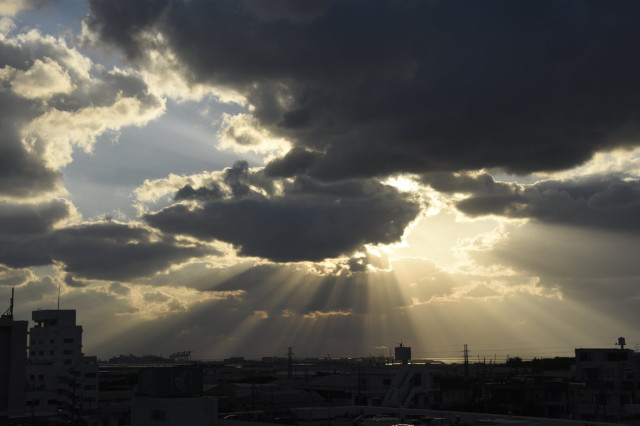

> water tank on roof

[{"left": 394, "top": 342, "right": 411, "bottom": 365}]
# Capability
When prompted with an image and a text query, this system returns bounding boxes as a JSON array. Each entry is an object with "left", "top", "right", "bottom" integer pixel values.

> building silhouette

[
  {"left": 26, "top": 309, "right": 99, "bottom": 422},
  {"left": 0, "top": 289, "right": 28, "bottom": 420}
]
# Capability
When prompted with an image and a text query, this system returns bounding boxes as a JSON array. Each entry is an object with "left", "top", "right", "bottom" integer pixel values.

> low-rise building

[{"left": 574, "top": 347, "right": 640, "bottom": 422}]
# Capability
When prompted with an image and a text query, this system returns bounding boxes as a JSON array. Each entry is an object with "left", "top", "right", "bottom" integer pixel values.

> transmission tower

[{"left": 1, "top": 288, "right": 14, "bottom": 319}]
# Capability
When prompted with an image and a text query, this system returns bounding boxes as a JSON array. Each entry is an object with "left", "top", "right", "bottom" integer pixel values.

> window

[
  {"left": 606, "top": 351, "right": 628, "bottom": 361},
  {"left": 84, "top": 385, "right": 96, "bottom": 390},
  {"left": 414, "top": 373, "right": 422, "bottom": 386},
  {"left": 603, "top": 368, "right": 614, "bottom": 381},
  {"left": 85, "top": 372, "right": 97, "bottom": 378},
  {"left": 63, "top": 349, "right": 73, "bottom": 355},
  {"left": 64, "top": 359, "right": 72, "bottom": 365},
  {"left": 64, "top": 338, "right": 74, "bottom": 343},
  {"left": 47, "top": 399, "right": 57, "bottom": 405},
  {"left": 151, "top": 410, "right": 166, "bottom": 421}
]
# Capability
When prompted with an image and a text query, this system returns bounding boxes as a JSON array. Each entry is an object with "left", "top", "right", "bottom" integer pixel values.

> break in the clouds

[
  {"left": 144, "top": 162, "right": 421, "bottom": 262},
  {"left": 86, "top": 0, "right": 640, "bottom": 179}
]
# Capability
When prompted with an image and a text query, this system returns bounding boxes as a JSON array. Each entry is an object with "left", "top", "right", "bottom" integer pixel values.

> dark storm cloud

[
  {"left": 174, "top": 184, "right": 223, "bottom": 202},
  {"left": 64, "top": 273, "right": 88, "bottom": 288},
  {"left": 146, "top": 175, "right": 420, "bottom": 262},
  {"left": 0, "top": 199, "right": 70, "bottom": 236},
  {"left": 456, "top": 175, "right": 640, "bottom": 233},
  {"left": 87, "top": 0, "right": 640, "bottom": 178},
  {"left": 0, "top": 93, "right": 59, "bottom": 197},
  {"left": 0, "top": 222, "right": 217, "bottom": 281},
  {"left": 421, "top": 172, "right": 513, "bottom": 195},
  {"left": 175, "top": 161, "right": 276, "bottom": 202}
]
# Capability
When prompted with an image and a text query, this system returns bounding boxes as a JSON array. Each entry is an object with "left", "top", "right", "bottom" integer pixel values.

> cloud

[
  {"left": 86, "top": 1, "right": 640, "bottom": 179},
  {"left": 303, "top": 310, "right": 351, "bottom": 320},
  {"left": 455, "top": 175, "right": 640, "bottom": 233},
  {"left": 0, "top": 82, "right": 61, "bottom": 198},
  {"left": 0, "top": 264, "right": 35, "bottom": 287},
  {"left": 0, "top": 199, "right": 72, "bottom": 236},
  {"left": 217, "top": 113, "right": 290, "bottom": 157},
  {"left": 0, "top": 27, "right": 165, "bottom": 198},
  {"left": 0, "top": 221, "right": 218, "bottom": 281},
  {"left": 109, "top": 282, "right": 130, "bottom": 295},
  {"left": 473, "top": 222, "right": 640, "bottom": 281},
  {"left": 145, "top": 169, "right": 421, "bottom": 262},
  {"left": 0, "top": 0, "right": 46, "bottom": 16},
  {"left": 1, "top": 57, "right": 73, "bottom": 99},
  {"left": 466, "top": 221, "right": 640, "bottom": 333}
]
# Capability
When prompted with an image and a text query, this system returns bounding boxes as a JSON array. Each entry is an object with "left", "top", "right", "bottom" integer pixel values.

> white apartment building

[
  {"left": 574, "top": 347, "right": 640, "bottom": 422},
  {"left": 26, "top": 309, "right": 99, "bottom": 422}
]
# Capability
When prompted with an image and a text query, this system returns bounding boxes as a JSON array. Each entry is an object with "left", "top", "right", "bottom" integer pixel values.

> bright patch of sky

[
  {"left": 13, "top": 0, "right": 86, "bottom": 35},
  {"left": 62, "top": 98, "right": 251, "bottom": 220}
]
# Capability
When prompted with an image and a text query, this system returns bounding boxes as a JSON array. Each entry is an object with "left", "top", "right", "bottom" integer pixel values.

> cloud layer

[
  {"left": 86, "top": 0, "right": 640, "bottom": 180},
  {"left": 145, "top": 162, "right": 421, "bottom": 262}
]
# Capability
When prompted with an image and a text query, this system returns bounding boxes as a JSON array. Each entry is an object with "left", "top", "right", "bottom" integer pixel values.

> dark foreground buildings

[{"left": 2, "top": 292, "right": 640, "bottom": 425}]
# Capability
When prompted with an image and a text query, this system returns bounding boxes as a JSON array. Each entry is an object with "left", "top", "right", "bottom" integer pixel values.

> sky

[{"left": 2, "top": 0, "right": 640, "bottom": 362}]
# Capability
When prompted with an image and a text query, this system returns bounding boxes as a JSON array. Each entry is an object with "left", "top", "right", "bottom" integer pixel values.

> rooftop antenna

[
  {"left": 617, "top": 337, "right": 626, "bottom": 350},
  {"left": 1, "top": 287, "right": 14, "bottom": 319},
  {"left": 57, "top": 284, "right": 60, "bottom": 310}
]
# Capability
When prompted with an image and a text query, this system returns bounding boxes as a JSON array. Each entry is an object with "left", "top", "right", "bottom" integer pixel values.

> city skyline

[{"left": 1, "top": 0, "right": 640, "bottom": 361}]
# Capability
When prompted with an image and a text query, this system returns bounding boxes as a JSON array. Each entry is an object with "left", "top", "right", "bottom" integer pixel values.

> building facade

[
  {"left": 574, "top": 347, "right": 640, "bottom": 422},
  {"left": 0, "top": 316, "right": 28, "bottom": 419},
  {"left": 26, "top": 310, "right": 99, "bottom": 422}
]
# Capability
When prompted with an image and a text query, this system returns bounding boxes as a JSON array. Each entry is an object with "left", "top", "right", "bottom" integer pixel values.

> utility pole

[{"left": 463, "top": 344, "right": 469, "bottom": 378}]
